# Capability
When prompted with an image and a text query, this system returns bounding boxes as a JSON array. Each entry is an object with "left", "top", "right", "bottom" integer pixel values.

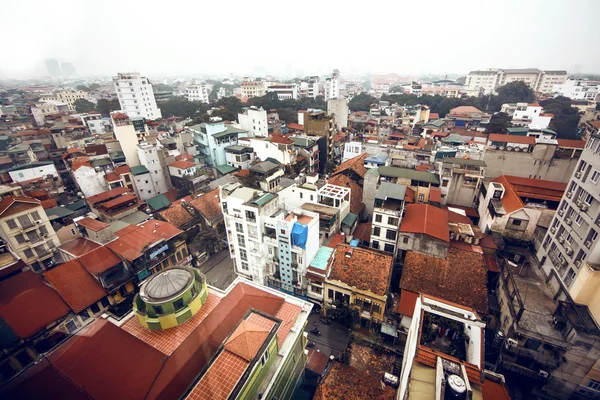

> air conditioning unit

[
  {"left": 585, "top": 240, "right": 592, "bottom": 248},
  {"left": 565, "top": 218, "right": 572, "bottom": 225},
  {"left": 561, "top": 259, "right": 568, "bottom": 266},
  {"left": 576, "top": 200, "right": 583, "bottom": 208},
  {"left": 505, "top": 338, "right": 518, "bottom": 350},
  {"left": 575, "top": 260, "right": 582, "bottom": 268},
  {"left": 565, "top": 247, "right": 574, "bottom": 256},
  {"left": 558, "top": 210, "right": 565, "bottom": 216},
  {"left": 35, "top": 220, "right": 42, "bottom": 224},
  {"left": 596, "top": 219, "right": 600, "bottom": 227},
  {"left": 539, "top": 370, "right": 549, "bottom": 379},
  {"left": 575, "top": 171, "right": 582, "bottom": 178},
  {"left": 550, "top": 227, "right": 557, "bottom": 234},
  {"left": 558, "top": 237, "right": 565, "bottom": 244},
  {"left": 580, "top": 204, "right": 589, "bottom": 212},
  {"left": 566, "top": 192, "right": 573, "bottom": 199}
]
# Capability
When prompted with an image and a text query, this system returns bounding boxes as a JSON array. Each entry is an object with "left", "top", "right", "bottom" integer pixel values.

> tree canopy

[
  {"left": 540, "top": 96, "right": 581, "bottom": 139},
  {"left": 73, "top": 98, "right": 96, "bottom": 113},
  {"left": 348, "top": 92, "right": 378, "bottom": 111},
  {"left": 485, "top": 112, "right": 513, "bottom": 134},
  {"left": 158, "top": 97, "right": 209, "bottom": 119},
  {"left": 495, "top": 81, "right": 535, "bottom": 105},
  {"left": 76, "top": 85, "right": 89, "bottom": 92},
  {"left": 96, "top": 98, "right": 121, "bottom": 116}
]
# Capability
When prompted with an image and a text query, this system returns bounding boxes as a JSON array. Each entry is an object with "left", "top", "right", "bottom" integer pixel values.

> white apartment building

[
  {"left": 185, "top": 83, "right": 210, "bottom": 103},
  {"left": 111, "top": 112, "right": 147, "bottom": 167},
  {"left": 299, "top": 77, "right": 319, "bottom": 98},
  {"left": 343, "top": 141, "right": 363, "bottom": 162},
  {"left": 553, "top": 79, "right": 599, "bottom": 101},
  {"left": 266, "top": 84, "right": 298, "bottom": 100},
  {"left": 500, "top": 102, "right": 553, "bottom": 129},
  {"left": 537, "top": 134, "right": 600, "bottom": 320},
  {"left": 113, "top": 72, "right": 162, "bottom": 120},
  {"left": 466, "top": 68, "right": 567, "bottom": 95},
  {"left": 237, "top": 106, "right": 268, "bottom": 137},
  {"left": 136, "top": 142, "right": 173, "bottom": 195},
  {"left": 241, "top": 81, "right": 267, "bottom": 99},
  {"left": 327, "top": 98, "right": 349, "bottom": 129},
  {"left": 370, "top": 183, "right": 405, "bottom": 257},
  {"left": 80, "top": 113, "right": 112, "bottom": 134},
  {"left": 324, "top": 69, "right": 340, "bottom": 100}
]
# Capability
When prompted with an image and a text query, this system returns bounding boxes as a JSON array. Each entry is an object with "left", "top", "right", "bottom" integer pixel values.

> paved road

[
  {"left": 197, "top": 250, "right": 236, "bottom": 290},
  {"left": 305, "top": 312, "right": 351, "bottom": 360}
]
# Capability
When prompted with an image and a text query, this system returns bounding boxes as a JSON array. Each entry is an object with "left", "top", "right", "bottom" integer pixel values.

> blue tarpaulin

[{"left": 291, "top": 222, "right": 308, "bottom": 249}]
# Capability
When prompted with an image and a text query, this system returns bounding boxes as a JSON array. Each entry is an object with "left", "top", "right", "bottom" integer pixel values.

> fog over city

[{"left": 2, "top": 0, "right": 600, "bottom": 79}]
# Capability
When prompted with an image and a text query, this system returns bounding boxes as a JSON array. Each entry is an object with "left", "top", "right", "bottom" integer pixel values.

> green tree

[
  {"left": 89, "top": 83, "right": 101, "bottom": 90},
  {"left": 540, "top": 96, "right": 581, "bottom": 139},
  {"left": 277, "top": 108, "right": 297, "bottom": 124},
  {"left": 74, "top": 98, "right": 96, "bottom": 113},
  {"left": 348, "top": 92, "right": 378, "bottom": 111},
  {"left": 158, "top": 97, "right": 209, "bottom": 119},
  {"left": 495, "top": 81, "right": 536, "bottom": 105},
  {"left": 389, "top": 85, "right": 404, "bottom": 93},
  {"left": 153, "top": 83, "right": 174, "bottom": 92},
  {"left": 76, "top": 85, "right": 89, "bottom": 91},
  {"left": 96, "top": 98, "right": 121, "bottom": 116},
  {"left": 485, "top": 112, "right": 513, "bottom": 133}
]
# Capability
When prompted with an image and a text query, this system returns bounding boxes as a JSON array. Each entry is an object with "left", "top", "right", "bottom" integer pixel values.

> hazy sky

[{"left": 2, "top": 0, "right": 600, "bottom": 79}]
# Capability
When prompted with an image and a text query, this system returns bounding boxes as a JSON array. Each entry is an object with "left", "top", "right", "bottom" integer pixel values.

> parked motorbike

[
  {"left": 306, "top": 341, "right": 315, "bottom": 348},
  {"left": 310, "top": 328, "right": 322, "bottom": 336},
  {"left": 319, "top": 318, "right": 331, "bottom": 325}
]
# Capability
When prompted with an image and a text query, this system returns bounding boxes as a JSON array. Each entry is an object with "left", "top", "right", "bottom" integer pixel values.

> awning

[
  {"left": 398, "top": 290, "right": 419, "bottom": 316},
  {"left": 341, "top": 212, "right": 358, "bottom": 227}
]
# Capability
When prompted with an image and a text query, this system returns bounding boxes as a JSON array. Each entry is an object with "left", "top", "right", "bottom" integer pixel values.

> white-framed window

[
  {"left": 575, "top": 214, "right": 583, "bottom": 226},
  {"left": 240, "top": 262, "right": 249, "bottom": 271},
  {"left": 591, "top": 170, "right": 600, "bottom": 184},
  {"left": 587, "top": 379, "right": 600, "bottom": 391},
  {"left": 584, "top": 193, "right": 594, "bottom": 206},
  {"left": 260, "top": 349, "right": 269, "bottom": 366}
]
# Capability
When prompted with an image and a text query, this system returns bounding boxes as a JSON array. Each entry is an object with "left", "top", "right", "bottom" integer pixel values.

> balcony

[
  {"left": 102, "top": 267, "right": 133, "bottom": 291},
  {"left": 504, "top": 343, "right": 560, "bottom": 369}
]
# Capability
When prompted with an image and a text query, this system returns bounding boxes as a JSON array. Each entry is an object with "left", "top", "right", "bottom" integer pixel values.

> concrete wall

[
  {"left": 445, "top": 173, "right": 479, "bottom": 207},
  {"left": 398, "top": 233, "right": 449, "bottom": 258},
  {"left": 9, "top": 164, "right": 58, "bottom": 183},
  {"left": 133, "top": 172, "right": 158, "bottom": 201},
  {"left": 56, "top": 223, "right": 81, "bottom": 245},
  {"left": 114, "top": 124, "right": 141, "bottom": 167},
  {"left": 73, "top": 166, "right": 108, "bottom": 198},
  {"left": 569, "top": 264, "right": 600, "bottom": 324},
  {"left": 327, "top": 98, "right": 349, "bottom": 129}
]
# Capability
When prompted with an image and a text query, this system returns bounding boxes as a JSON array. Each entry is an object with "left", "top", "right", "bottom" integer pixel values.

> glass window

[
  {"left": 23, "top": 248, "right": 34, "bottom": 258},
  {"left": 373, "top": 227, "right": 380, "bottom": 237},
  {"left": 30, "top": 211, "right": 41, "bottom": 221},
  {"left": 384, "top": 243, "right": 395, "bottom": 253},
  {"left": 154, "top": 305, "right": 163, "bottom": 315},
  {"left": 6, "top": 219, "right": 17, "bottom": 230},
  {"left": 375, "top": 214, "right": 382, "bottom": 223},
  {"left": 588, "top": 379, "right": 600, "bottom": 390},
  {"left": 372, "top": 240, "right": 380, "bottom": 249},
  {"left": 173, "top": 298, "right": 185, "bottom": 311},
  {"left": 328, "top": 289, "right": 334, "bottom": 299},
  {"left": 386, "top": 230, "right": 397, "bottom": 241},
  {"left": 388, "top": 217, "right": 399, "bottom": 226}
]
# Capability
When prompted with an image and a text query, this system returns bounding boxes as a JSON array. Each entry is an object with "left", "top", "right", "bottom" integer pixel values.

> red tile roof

[
  {"left": 0, "top": 196, "right": 40, "bottom": 217},
  {"left": 401, "top": 247, "right": 488, "bottom": 313},
  {"left": 332, "top": 153, "right": 368, "bottom": 179},
  {"left": 235, "top": 169, "right": 250, "bottom": 177},
  {"left": 492, "top": 175, "right": 566, "bottom": 214},
  {"left": 0, "top": 271, "right": 69, "bottom": 339},
  {"left": 429, "top": 187, "right": 441, "bottom": 203},
  {"left": 44, "top": 259, "right": 107, "bottom": 313},
  {"left": 398, "top": 289, "right": 419, "bottom": 316},
  {"left": 557, "top": 139, "right": 586, "bottom": 149},
  {"left": 3, "top": 319, "right": 166, "bottom": 400},
  {"left": 353, "top": 222, "right": 372, "bottom": 243},
  {"left": 224, "top": 319, "right": 270, "bottom": 361},
  {"left": 87, "top": 186, "right": 130, "bottom": 205},
  {"left": 327, "top": 174, "right": 364, "bottom": 215},
  {"left": 99, "top": 193, "right": 137, "bottom": 210},
  {"left": 159, "top": 204, "right": 195, "bottom": 228},
  {"left": 429, "top": 113, "right": 440, "bottom": 119},
  {"left": 329, "top": 245, "right": 393, "bottom": 296},
  {"left": 483, "top": 254, "right": 500, "bottom": 273},
  {"left": 138, "top": 219, "right": 183, "bottom": 241},
  {"left": 62, "top": 147, "right": 86, "bottom": 159},
  {"left": 114, "top": 165, "right": 131, "bottom": 174},
  {"left": 79, "top": 246, "right": 123, "bottom": 276},
  {"left": 488, "top": 134, "right": 535, "bottom": 145},
  {"left": 314, "top": 362, "right": 395, "bottom": 400},
  {"left": 400, "top": 204, "right": 449, "bottom": 242},
  {"left": 449, "top": 106, "right": 482, "bottom": 115},
  {"left": 326, "top": 233, "right": 346, "bottom": 249},
  {"left": 14, "top": 129, "right": 52, "bottom": 137},
  {"left": 41, "top": 198, "right": 58, "bottom": 209},
  {"left": 163, "top": 189, "right": 179, "bottom": 203},
  {"left": 187, "top": 350, "right": 249, "bottom": 400},
  {"left": 306, "top": 349, "right": 329, "bottom": 375},
  {"left": 169, "top": 160, "right": 196, "bottom": 169},
  {"left": 189, "top": 188, "right": 222, "bottom": 223},
  {"left": 269, "top": 133, "right": 294, "bottom": 145},
  {"left": 482, "top": 379, "right": 511, "bottom": 400},
  {"left": 104, "top": 172, "right": 120, "bottom": 182},
  {"left": 415, "top": 164, "right": 434, "bottom": 172},
  {"left": 76, "top": 217, "right": 110, "bottom": 231},
  {"left": 447, "top": 209, "right": 473, "bottom": 225},
  {"left": 58, "top": 237, "right": 101, "bottom": 257},
  {"left": 111, "top": 112, "right": 129, "bottom": 120},
  {"left": 287, "top": 123, "right": 304, "bottom": 131}
]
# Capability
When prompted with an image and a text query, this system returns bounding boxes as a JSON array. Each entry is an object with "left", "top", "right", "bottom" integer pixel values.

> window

[
  {"left": 66, "top": 320, "right": 78, "bottom": 333},
  {"left": 388, "top": 217, "right": 399, "bottom": 226},
  {"left": 260, "top": 349, "right": 269, "bottom": 366},
  {"left": 418, "top": 194, "right": 425, "bottom": 202},
  {"left": 384, "top": 243, "right": 395, "bottom": 253},
  {"left": 100, "top": 297, "right": 110, "bottom": 308},
  {"left": 154, "top": 305, "right": 164, "bottom": 315},
  {"left": 310, "top": 285, "right": 322, "bottom": 295},
  {"left": 372, "top": 303, "right": 381, "bottom": 315},
  {"left": 375, "top": 214, "right": 382, "bottom": 223},
  {"left": 511, "top": 219, "right": 522, "bottom": 226},
  {"left": 372, "top": 240, "right": 380, "bottom": 249},
  {"left": 15, "top": 234, "right": 26, "bottom": 244},
  {"left": 235, "top": 222, "right": 243, "bottom": 232},
  {"left": 173, "top": 298, "right": 185, "bottom": 311},
  {"left": 23, "top": 248, "right": 34, "bottom": 259},
  {"left": 402, "top": 236, "right": 409, "bottom": 244},
  {"left": 386, "top": 230, "right": 397, "bottom": 241},
  {"left": 587, "top": 379, "right": 600, "bottom": 391},
  {"left": 373, "top": 227, "right": 381, "bottom": 237},
  {"left": 328, "top": 289, "right": 334, "bottom": 299},
  {"left": 237, "top": 236, "right": 245, "bottom": 248},
  {"left": 442, "top": 180, "right": 449, "bottom": 187},
  {"left": 584, "top": 193, "right": 594, "bottom": 206},
  {"left": 240, "top": 248, "right": 248, "bottom": 261},
  {"left": 6, "top": 219, "right": 17, "bottom": 230},
  {"left": 524, "top": 338, "right": 541, "bottom": 350},
  {"left": 240, "top": 262, "right": 249, "bottom": 271},
  {"left": 575, "top": 214, "right": 583, "bottom": 226},
  {"left": 15, "top": 350, "right": 33, "bottom": 368},
  {"left": 355, "top": 297, "right": 363, "bottom": 308}
]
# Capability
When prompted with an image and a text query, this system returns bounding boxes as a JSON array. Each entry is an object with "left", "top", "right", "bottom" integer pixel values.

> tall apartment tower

[
  {"left": 537, "top": 134, "right": 600, "bottom": 320},
  {"left": 113, "top": 72, "right": 162, "bottom": 120},
  {"left": 324, "top": 69, "right": 340, "bottom": 100},
  {"left": 185, "top": 83, "right": 210, "bottom": 103}
]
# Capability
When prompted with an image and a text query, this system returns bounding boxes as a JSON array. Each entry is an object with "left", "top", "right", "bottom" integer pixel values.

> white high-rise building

[
  {"left": 465, "top": 68, "right": 567, "bottom": 95},
  {"left": 185, "top": 83, "right": 210, "bottom": 103},
  {"left": 237, "top": 106, "right": 268, "bottom": 137},
  {"left": 113, "top": 72, "right": 162, "bottom": 120},
  {"left": 536, "top": 134, "right": 600, "bottom": 321},
  {"left": 324, "top": 69, "right": 340, "bottom": 100},
  {"left": 553, "top": 79, "right": 599, "bottom": 101}
]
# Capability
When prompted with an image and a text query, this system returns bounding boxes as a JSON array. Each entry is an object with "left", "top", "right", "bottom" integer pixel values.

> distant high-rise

[
  {"left": 61, "top": 62, "right": 77, "bottom": 78},
  {"left": 324, "top": 69, "right": 340, "bottom": 100},
  {"left": 45, "top": 59, "right": 61, "bottom": 78},
  {"left": 113, "top": 72, "right": 162, "bottom": 120}
]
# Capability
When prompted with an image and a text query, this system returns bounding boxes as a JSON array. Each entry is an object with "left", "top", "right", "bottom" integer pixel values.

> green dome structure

[{"left": 133, "top": 266, "right": 208, "bottom": 330}]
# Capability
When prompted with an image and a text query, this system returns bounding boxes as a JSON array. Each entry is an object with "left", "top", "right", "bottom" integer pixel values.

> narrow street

[
  {"left": 196, "top": 249, "right": 236, "bottom": 290},
  {"left": 305, "top": 312, "right": 351, "bottom": 360}
]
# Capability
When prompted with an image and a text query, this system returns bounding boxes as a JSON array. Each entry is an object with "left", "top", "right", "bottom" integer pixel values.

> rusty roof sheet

[
  {"left": 44, "top": 259, "right": 107, "bottom": 313},
  {"left": 401, "top": 247, "right": 488, "bottom": 313},
  {"left": 58, "top": 237, "right": 101, "bottom": 257},
  {"left": 76, "top": 217, "right": 110, "bottom": 231},
  {"left": 332, "top": 153, "right": 368, "bottom": 179},
  {"left": 329, "top": 245, "right": 393, "bottom": 296},
  {"left": 353, "top": 222, "right": 372, "bottom": 243},
  {"left": 0, "top": 271, "right": 69, "bottom": 339},
  {"left": 400, "top": 204, "right": 449, "bottom": 242},
  {"left": 189, "top": 187, "right": 222, "bottom": 223},
  {"left": 0, "top": 196, "right": 40, "bottom": 217},
  {"left": 158, "top": 204, "right": 195, "bottom": 228},
  {"left": 314, "top": 362, "right": 395, "bottom": 400},
  {"left": 99, "top": 193, "right": 137, "bottom": 210},
  {"left": 398, "top": 289, "right": 419, "bottom": 316},
  {"left": 327, "top": 174, "right": 364, "bottom": 215},
  {"left": 78, "top": 246, "right": 123, "bottom": 276},
  {"left": 138, "top": 219, "right": 183, "bottom": 241},
  {"left": 169, "top": 160, "right": 196, "bottom": 169},
  {"left": 87, "top": 186, "right": 130, "bottom": 205}
]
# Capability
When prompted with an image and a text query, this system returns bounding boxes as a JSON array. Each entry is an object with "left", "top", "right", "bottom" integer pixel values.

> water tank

[{"left": 445, "top": 374, "right": 466, "bottom": 399}]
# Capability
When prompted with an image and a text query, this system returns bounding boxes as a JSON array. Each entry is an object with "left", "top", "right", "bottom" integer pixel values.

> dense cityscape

[{"left": 1, "top": 3, "right": 600, "bottom": 399}]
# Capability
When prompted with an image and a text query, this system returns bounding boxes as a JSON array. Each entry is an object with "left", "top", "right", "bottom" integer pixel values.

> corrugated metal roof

[{"left": 309, "top": 247, "right": 334, "bottom": 271}]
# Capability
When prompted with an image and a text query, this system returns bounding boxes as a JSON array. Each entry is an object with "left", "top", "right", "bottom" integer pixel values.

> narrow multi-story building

[
  {"left": 137, "top": 142, "right": 172, "bottom": 195},
  {"left": 188, "top": 118, "right": 248, "bottom": 168},
  {"left": 323, "top": 69, "right": 340, "bottom": 100},
  {"left": 237, "top": 106, "right": 268, "bottom": 137},
  {"left": 184, "top": 83, "right": 210, "bottom": 103},
  {"left": 113, "top": 72, "right": 162, "bottom": 120},
  {"left": 370, "top": 183, "right": 406, "bottom": 257},
  {"left": 536, "top": 134, "right": 600, "bottom": 321},
  {"left": 111, "top": 112, "right": 150, "bottom": 167},
  {"left": 327, "top": 97, "right": 348, "bottom": 129},
  {"left": 438, "top": 158, "right": 486, "bottom": 207}
]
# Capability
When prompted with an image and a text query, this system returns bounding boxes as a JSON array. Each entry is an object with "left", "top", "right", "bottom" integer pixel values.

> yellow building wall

[{"left": 570, "top": 264, "right": 600, "bottom": 323}]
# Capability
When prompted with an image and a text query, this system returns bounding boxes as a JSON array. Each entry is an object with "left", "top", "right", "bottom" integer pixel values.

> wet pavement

[
  {"left": 305, "top": 312, "right": 351, "bottom": 359},
  {"left": 196, "top": 250, "right": 236, "bottom": 290}
]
